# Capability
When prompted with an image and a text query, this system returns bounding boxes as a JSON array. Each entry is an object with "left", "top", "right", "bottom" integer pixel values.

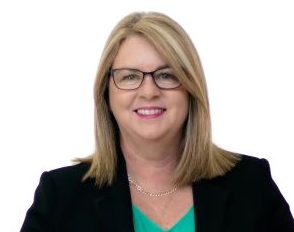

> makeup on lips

[{"left": 134, "top": 107, "right": 166, "bottom": 119}]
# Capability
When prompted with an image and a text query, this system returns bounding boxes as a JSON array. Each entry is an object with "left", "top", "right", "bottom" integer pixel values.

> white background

[{"left": 0, "top": 0, "right": 293, "bottom": 231}]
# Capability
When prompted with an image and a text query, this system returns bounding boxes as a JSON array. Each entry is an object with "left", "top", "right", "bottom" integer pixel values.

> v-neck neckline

[{"left": 132, "top": 204, "right": 194, "bottom": 231}]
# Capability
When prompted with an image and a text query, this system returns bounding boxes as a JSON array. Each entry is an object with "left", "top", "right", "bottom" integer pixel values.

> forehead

[{"left": 112, "top": 34, "right": 167, "bottom": 71}]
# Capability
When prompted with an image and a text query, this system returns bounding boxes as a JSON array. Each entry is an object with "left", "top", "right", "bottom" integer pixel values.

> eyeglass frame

[{"left": 108, "top": 66, "right": 182, "bottom": 90}]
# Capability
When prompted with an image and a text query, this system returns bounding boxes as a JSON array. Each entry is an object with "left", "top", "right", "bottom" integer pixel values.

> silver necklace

[{"left": 127, "top": 175, "right": 178, "bottom": 197}]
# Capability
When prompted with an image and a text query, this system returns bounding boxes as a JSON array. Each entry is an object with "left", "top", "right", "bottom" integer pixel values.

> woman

[{"left": 21, "top": 12, "right": 294, "bottom": 232}]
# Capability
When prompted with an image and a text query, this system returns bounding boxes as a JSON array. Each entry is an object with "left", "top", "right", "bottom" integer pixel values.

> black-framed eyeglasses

[{"left": 109, "top": 67, "right": 181, "bottom": 90}]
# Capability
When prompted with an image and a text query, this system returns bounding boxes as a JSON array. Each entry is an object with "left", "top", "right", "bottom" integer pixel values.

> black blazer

[{"left": 21, "top": 154, "right": 294, "bottom": 232}]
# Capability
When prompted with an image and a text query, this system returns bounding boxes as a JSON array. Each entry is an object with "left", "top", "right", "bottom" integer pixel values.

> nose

[{"left": 137, "top": 74, "right": 161, "bottom": 99}]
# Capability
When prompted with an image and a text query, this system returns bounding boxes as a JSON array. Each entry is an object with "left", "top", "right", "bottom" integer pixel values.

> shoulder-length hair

[{"left": 77, "top": 11, "right": 240, "bottom": 187}]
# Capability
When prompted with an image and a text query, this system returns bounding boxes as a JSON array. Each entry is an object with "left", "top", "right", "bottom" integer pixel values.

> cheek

[
  {"left": 109, "top": 91, "right": 121, "bottom": 116},
  {"left": 108, "top": 81, "right": 123, "bottom": 113},
  {"left": 179, "top": 101, "right": 189, "bottom": 123},
  {"left": 175, "top": 92, "right": 189, "bottom": 118},
  {"left": 108, "top": 83, "right": 134, "bottom": 117}
]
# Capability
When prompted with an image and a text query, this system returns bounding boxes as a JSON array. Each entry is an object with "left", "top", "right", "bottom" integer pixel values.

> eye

[
  {"left": 158, "top": 73, "right": 173, "bottom": 79},
  {"left": 116, "top": 70, "right": 142, "bottom": 82},
  {"left": 122, "top": 74, "right": 139, "bottom": 81},
  {"left": 155, "top": 72, "right": 177, "bottom": 81}
]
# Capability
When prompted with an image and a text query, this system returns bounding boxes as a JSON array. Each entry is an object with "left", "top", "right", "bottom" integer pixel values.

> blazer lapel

[
  {"left": 193, "top": 178, "right": 229, "bottom": 232},
  {"left": 92, "top": 154, "right": 135, "bottom": 232}
]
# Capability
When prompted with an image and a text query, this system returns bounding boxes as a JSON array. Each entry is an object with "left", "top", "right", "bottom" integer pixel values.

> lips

[
  {"left": 134, "top": 107, "right": 166, "bottom": 117},
  {"left": 137, "top": 108, "right": 164, "bottom": 115}
]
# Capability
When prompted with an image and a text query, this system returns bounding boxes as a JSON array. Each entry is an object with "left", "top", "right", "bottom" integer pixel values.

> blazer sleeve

[
  {"left": 20, "top": 171, "right": 57, "bottom": 232},
  {"left": 262, "top": 159, "right": 294, "bottom": 231}
]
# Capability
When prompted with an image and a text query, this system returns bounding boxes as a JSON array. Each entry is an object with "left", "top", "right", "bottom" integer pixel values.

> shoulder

[
  {"left": 210, "top": 154, "right": 284, "bottom": 203},
  {"left": 217, "top": 154, "right": 272, "bottom": 188},
  {"left": 228, "top": 154, "right": 270, "bottom": 178},
  {"left": 237, "top": 154, "right": 269, "bottom": 168},
  {"left": 200, "top": 154, "right": 274, "bottom": 195},
  {"left": 37, "top": 162, "right": 94, "bottom": 200},
  {"left": 200, "top": 154, "right": 289, "bottom": 210},
  {"left": 45, "top": 162, "right": 90, "bottom": 183}
]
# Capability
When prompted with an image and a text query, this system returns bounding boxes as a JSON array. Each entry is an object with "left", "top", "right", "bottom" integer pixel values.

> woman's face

[{"left": 109, "top": 35, "right": 189, "bottom": 143}]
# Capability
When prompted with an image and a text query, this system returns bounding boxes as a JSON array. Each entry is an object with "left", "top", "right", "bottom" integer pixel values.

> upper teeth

[{"left": 137, "top": 109, "right": 164, "bottom": 115}]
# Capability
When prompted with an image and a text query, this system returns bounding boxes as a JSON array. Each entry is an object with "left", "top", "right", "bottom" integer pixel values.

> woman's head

[
  {"left": 96, "top": 12, "right": 210, "bottom": 117},
  {"left": 82, "top": 12, "right": 239, "bottom": 186}
]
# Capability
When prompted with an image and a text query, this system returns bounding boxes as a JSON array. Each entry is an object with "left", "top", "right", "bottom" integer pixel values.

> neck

[{"left": 120, "top": 135, "right": 182, "bottom": 191}]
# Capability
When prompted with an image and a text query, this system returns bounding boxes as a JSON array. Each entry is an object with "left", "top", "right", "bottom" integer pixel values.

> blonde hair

[{"left": 77, "top": 12, "right": 240, "bottom": 187}]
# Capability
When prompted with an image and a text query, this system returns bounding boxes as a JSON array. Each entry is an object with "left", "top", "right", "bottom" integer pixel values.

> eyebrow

[{"left": 155, "top": 64, "right": 170, "bottom": 70}]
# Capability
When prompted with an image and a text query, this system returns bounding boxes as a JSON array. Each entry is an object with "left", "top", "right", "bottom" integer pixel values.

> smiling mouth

[
  {"left": 136, "top": 108, "right": 165, "bottom": 115},
  {"left": 134, "top": 108, "right": 166, "bottom": 117}
]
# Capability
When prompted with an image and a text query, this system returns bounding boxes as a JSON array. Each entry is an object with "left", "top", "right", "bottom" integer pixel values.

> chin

[{"left": 135, "top": 130, "right": 168, "bottom": 141}]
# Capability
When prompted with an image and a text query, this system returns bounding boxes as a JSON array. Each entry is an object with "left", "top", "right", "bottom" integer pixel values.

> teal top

[{"left": 132, "top": 204, "right": 195, "bottom": 232}]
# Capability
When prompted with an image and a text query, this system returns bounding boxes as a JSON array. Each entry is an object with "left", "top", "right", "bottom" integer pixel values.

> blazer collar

[{"left": 193, "top": 177, "right": 229, "bottom": 232}]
